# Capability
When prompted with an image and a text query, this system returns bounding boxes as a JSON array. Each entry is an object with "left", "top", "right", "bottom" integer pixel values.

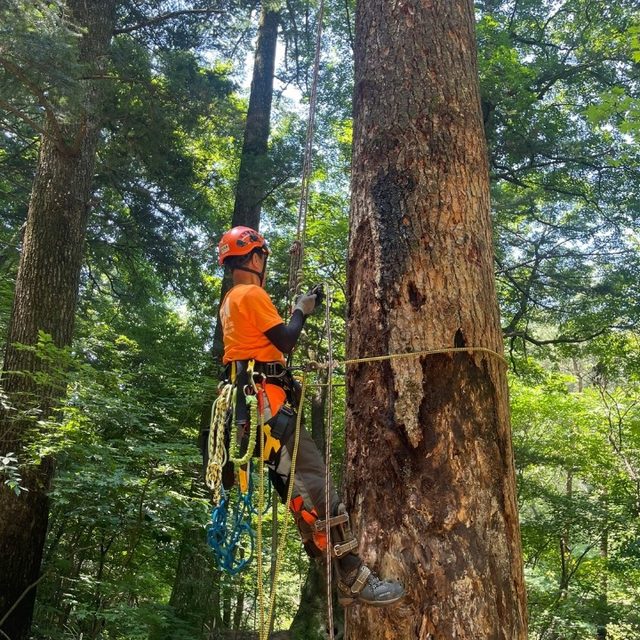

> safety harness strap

[
  {"left": 314, "top": 513, "right": 349, "bottom": 531},
  {"left": 333, "top": 538, "right": 359, "bottom": 558},
  {"left": 314, "top": 504, "right": 359, "bottom": 558},
  {"left": 345, "top": 565, "right": 371, "bottom": 595}
]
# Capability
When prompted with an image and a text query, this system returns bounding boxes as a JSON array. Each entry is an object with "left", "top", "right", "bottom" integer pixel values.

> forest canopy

[{"left": 1, "top": 0, "right": 640, "bottom": 638}]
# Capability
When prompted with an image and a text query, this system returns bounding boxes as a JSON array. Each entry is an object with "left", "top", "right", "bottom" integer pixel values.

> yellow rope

[
  {"left": 205, "top": 384, "right": 232, "bottom": 504},
  {"left": 226, "top": 361, "right": 261, "bottom": 469},
  {"left": 264, "top": 370, "right": 306, "bottom": 634},
  {"left": 307, "top": 345, "right": 508, "bottom": 371},
  {"left": 229, "top": 392, "right": 258, "bottom": 467}
]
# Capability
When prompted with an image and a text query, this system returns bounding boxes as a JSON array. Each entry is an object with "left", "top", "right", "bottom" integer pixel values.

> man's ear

[{"left": 249, "top": 252, "right": 261, "bottom": 268}]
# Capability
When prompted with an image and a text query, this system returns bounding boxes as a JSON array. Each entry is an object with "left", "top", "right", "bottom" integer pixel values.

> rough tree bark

[
  {"left": 344, "top": 1, "right": 527, "bottom": 638},
  {"left": 0, "top": 2, "right": 116, "bottom": 638}
]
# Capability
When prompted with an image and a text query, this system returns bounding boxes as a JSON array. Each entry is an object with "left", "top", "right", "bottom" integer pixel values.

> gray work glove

[{"left": 294, "top": 291, "right": 318, "bottom": 317}]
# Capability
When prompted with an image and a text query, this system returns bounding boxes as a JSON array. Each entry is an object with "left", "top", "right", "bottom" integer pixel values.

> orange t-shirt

[{"left": 220, "top": 284, "right": 285, "bottom": 364}]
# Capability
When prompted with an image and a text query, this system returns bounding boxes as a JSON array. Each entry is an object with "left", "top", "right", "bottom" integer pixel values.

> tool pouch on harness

[{"left": 268, "top": 402, "right": 296, "bottom": 442}]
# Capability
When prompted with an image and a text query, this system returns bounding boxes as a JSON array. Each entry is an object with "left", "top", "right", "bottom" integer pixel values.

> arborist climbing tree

[
  {"left": 344, "top": 0, "right": 528, "bottom": 638},
  {"left": 208, "top": 225, "right": 405, "bottom": 612}
]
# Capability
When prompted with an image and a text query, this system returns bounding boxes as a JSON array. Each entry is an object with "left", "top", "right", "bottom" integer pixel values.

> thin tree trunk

[
  {"left": 345, "top": 1, "right": 527, "bottom": 638},
  {"left": 596, "top": 495, "right": 609, "bottom": 640},
  {"left": 0, "top": 3, "right": 116, "bottom": 638},
  {"left": 210, "top": 3, "right": 280, "bottom": 357},
  {"left": 223, "top": 592, "right": 232, "bottom": 629},
  {"left": 233, "top": 588, "right": 245, "bottom": 631},
  {"left": 558, "top": 470, "right": 573, "bottom": 600},
  {"left": 182, "top": 5, "right": 280, "bottom": 637}
]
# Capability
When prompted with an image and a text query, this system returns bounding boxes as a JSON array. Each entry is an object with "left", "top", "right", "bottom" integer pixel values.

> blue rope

[{"left": 207, "top": 466, "right": 272, "bottom": 575}]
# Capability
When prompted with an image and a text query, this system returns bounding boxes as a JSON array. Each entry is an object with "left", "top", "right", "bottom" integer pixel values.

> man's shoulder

[
  {"left": 230, "top": 284, "right": 272, "bottom": 303},
  {"left": 229, "top": 284, "right": 269, "bottom": 298}
]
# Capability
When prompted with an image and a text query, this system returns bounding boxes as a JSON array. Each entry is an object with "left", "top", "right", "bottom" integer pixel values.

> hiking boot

[{"left": 337, "top": 564, "right": 405, "bottom": 607}]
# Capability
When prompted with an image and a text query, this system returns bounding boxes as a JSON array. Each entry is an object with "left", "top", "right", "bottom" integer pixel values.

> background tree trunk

[
  {"left": 289, "top": 383, "right": 333, "bottom": 640},
  {"left": 180, "top": 5, "right": 280, "bottom": 637},
  {"left": 210, "top": 3, "right": 280, "bottom": 358},
  {"left": 344, "top": 1, "right": 527, "bottom": 638},
  {"left": 596, "top": 496, "right": 609, "bottom": 640},
  {"left": 0, "top": 2, "right": 116, "bottom": 638},
  {"left": 231, "top": 6, "right": 279, "bottom": 232}
]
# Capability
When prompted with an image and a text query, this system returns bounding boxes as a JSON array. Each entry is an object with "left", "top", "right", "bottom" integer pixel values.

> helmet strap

[{"left": 232, "top": 255, "right": 267, "bottom": 286}]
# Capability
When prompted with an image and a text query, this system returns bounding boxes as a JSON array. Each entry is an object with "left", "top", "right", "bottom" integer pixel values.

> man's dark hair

[{"left": 224, "top": 247, "right": 265, "bottom": 269}]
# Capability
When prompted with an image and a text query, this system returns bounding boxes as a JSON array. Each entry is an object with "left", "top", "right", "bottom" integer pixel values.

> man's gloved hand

[
  {"left": 294, "top": 291, "right": 318, "bottom": 317},
  {"left": 308, "top": 283, "right": 324, "bottom": 308},
  {"left": 294, "top": 284, "right": 325, "bottom": 317}
]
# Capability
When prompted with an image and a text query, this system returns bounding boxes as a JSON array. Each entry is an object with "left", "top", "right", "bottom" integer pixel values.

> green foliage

[
  {"left": 0, "top": 450, "right": 26, "bottom": 495},
  {"left": 31, "top": 295, "right": 212, "bottom": 639},
  {"left": 478, "top": 0, "right": 640, "bottom": 348},
  {"left": 0, "top": 0, "right": 85, "bottom": 127},
  {"left": 2, "top": 0, "right": 640, "bottom": 637},
  {"left": 511, "top": 341, "right": 640, "bottom": 638}
]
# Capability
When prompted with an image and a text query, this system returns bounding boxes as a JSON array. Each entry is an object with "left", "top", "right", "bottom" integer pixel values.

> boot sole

[{"left": 338, "top": 592, "right": 405, "bottom": 608}]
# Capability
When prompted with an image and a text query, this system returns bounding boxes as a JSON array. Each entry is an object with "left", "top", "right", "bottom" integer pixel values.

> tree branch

[
  {"left": 503, "top": 328, "right": 608, "bottom": 346},
  {"left": 0, "top": 571, "right": 49, "bottom": 628},
  {"left": 0, "top": 98, "right": 49, "bottom": 139},
  {"left": 0, "top": 55, "right": 66, "bottom": 150},
  {"left": 113, "top": 9, "right": 224, "bottom": 35}
]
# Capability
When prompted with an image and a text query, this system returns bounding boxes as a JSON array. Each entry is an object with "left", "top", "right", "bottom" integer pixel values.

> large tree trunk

[
  {"left": 0, "top": 2, "right": 116, "bottom": 638},
  {"left": 344, "top": 1, "right": 527, "bottom": 638}
]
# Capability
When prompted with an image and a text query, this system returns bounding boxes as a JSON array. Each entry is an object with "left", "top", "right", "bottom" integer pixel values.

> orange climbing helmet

[{"left": 217, "top": 226, "right": 269, "bottom": 266}]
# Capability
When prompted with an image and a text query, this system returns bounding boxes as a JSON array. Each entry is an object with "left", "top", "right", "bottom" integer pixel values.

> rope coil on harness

[
  {"left": 206, "top": 383, "right": 232, "bottom": 504},
  {"left": 207, "top": 487, "right": 255, "bottom": 575},
  {"left": 229, "top": 393, "right": 259, "bottom": 467}
]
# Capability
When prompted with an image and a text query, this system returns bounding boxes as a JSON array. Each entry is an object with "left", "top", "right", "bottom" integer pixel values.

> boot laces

[{"left": 366, "top": 572, "right": 389, "bottom": 593}]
